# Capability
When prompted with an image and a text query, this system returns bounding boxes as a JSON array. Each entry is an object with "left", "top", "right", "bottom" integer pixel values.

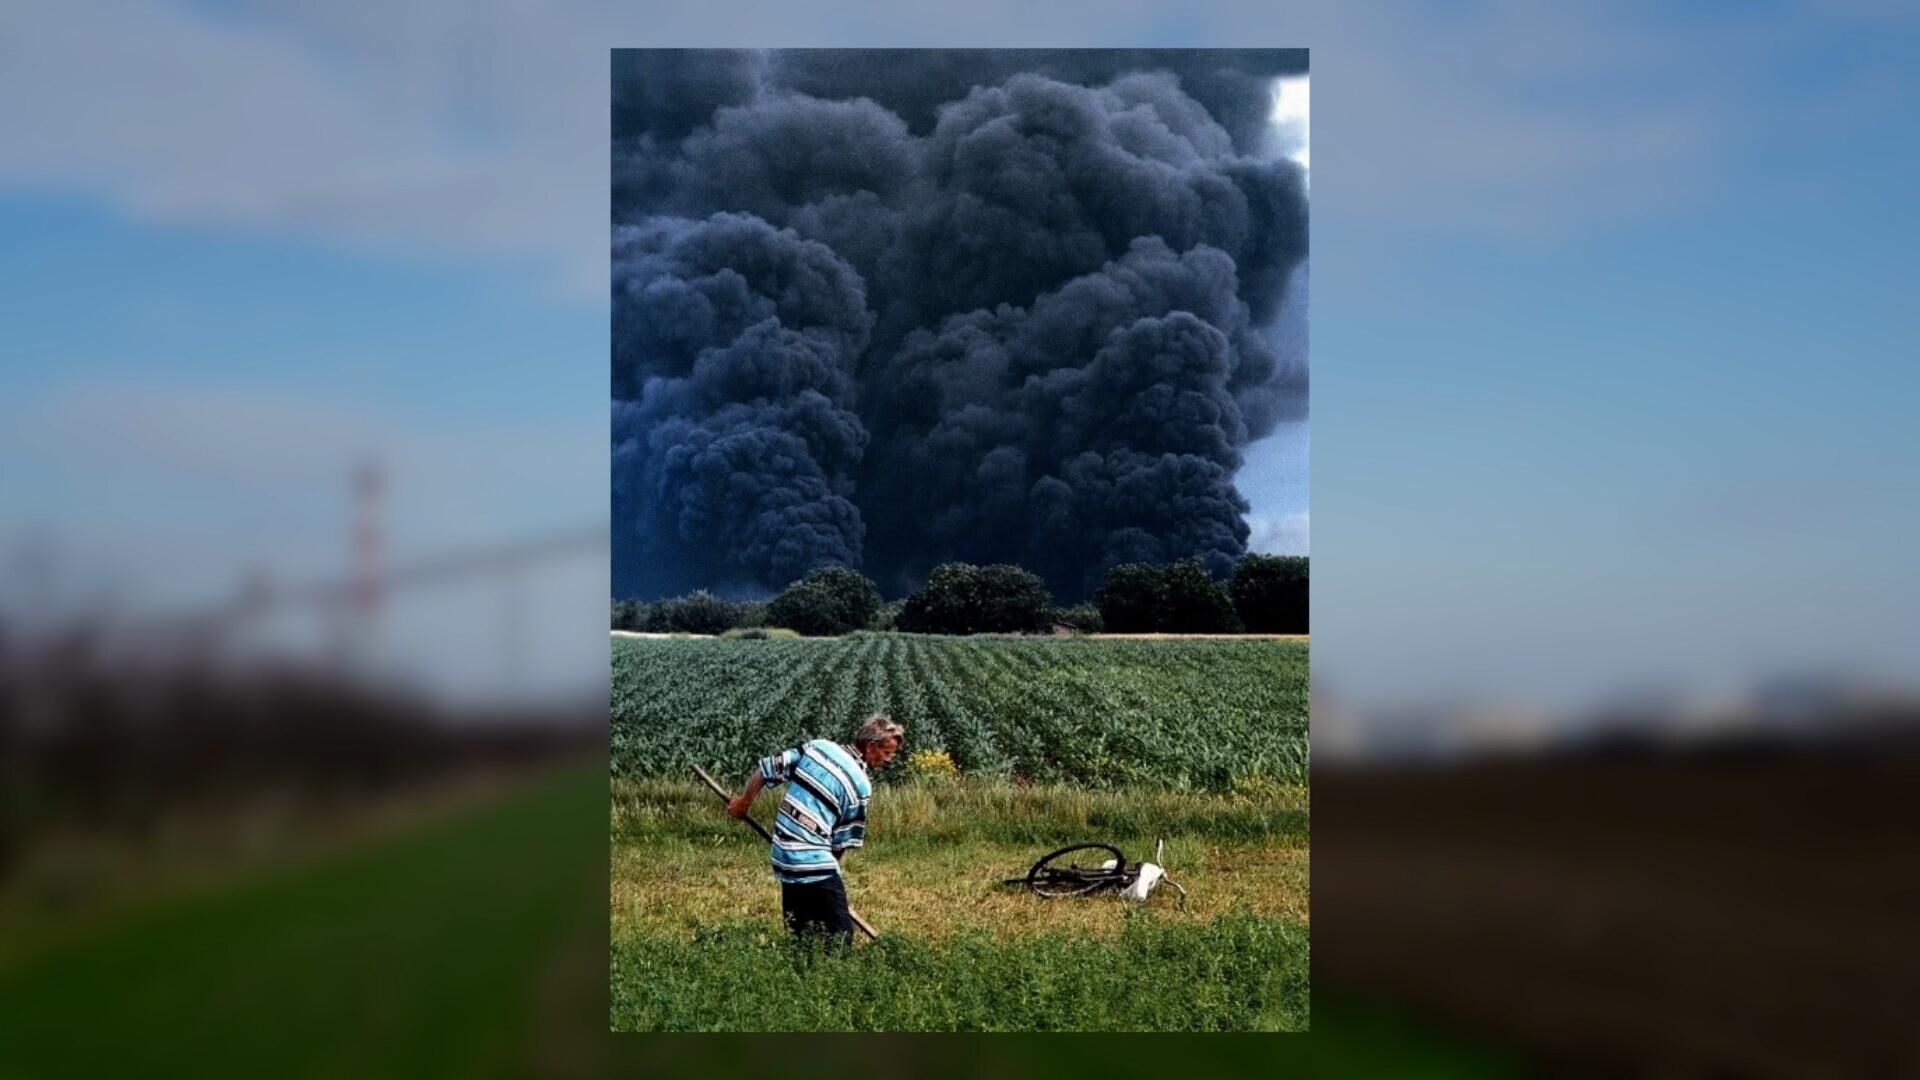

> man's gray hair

[{"left": 853, "top": 714, "right": 905, "bottom": 749}]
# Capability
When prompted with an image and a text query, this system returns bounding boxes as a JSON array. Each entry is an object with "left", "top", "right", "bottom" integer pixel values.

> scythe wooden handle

[
  {"left": 692, "top": 764, "right": 879, "bottom": 940},
  {"left": 693, "top": 764, "right": 775, "bottom": 842}
]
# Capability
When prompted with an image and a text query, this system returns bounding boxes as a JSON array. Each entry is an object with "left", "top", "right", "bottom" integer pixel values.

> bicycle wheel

[{"left": 1025, "top": 843, "right": 1127, "bottom": 899}]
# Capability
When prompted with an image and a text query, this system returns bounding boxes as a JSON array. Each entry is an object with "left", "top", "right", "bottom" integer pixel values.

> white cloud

[
  {"left": 1290, "top": 4, "right": 1728, "bottom": 236},
  {"left": 2, "top": 1, "right": 604, "bottom": 288},
  {"left": 1247, "top": 512, "right": 1310, "bottom": 556},
  {"left": 0, "top": 2, "right": 1823, "bottom": 292},
  {"left": 1269, "top": 75, "right": 1310, "bottom": 171}
]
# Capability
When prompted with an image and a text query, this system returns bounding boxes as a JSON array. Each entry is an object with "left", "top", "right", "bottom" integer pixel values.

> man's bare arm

[{"left": 727, "top": 771, "right": 765, "bottom": 820}]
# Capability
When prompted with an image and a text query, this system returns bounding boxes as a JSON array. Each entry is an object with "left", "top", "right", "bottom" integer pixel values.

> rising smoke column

[
  {"left": 613, "top": 50, "right": 1307, "bottom": 601},
  {"left": 612, "top": 213, "right": 872, "bottom": 594}
]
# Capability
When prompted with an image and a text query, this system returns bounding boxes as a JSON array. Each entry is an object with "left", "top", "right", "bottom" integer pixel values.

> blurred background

[{"left": 4, "top": 1, "right": 1919, "bottom": 1075}]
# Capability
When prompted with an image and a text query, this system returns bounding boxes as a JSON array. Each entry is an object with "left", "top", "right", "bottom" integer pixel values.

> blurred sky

[{"left": 3, "top": 2, "right": 1917, "bottom": 716}]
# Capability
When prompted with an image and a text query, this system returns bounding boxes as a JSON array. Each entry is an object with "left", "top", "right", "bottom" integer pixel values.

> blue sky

[
  {"left": 3, "top": 2, "right": 1918, "bottom": 715},
  {"left": 0, "top": 198, "right": 596, "bottom": 421}
]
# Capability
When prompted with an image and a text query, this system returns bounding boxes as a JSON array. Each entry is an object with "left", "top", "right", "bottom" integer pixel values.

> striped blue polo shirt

[{"left": 757, "top": 738, "right": 872, "bottom": 885}]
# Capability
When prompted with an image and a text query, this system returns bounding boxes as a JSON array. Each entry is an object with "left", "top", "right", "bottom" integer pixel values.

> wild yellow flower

[{"left": 906, "top": 749, "right": 959, "bottom": 781}]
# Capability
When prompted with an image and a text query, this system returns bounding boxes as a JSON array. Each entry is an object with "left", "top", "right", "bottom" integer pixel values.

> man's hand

[{"left": 728, "top": 771, "right": 765, "bottom": 820}]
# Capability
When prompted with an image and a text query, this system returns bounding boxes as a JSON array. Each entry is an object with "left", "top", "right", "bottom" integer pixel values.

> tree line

[{"left": 611, "top": 555, "right": 1306, "bottom": 637}]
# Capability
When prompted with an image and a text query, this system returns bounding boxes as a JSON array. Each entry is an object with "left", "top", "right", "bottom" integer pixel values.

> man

[{"left": 728, "top": 714, "right": 905, "bottom": 950}]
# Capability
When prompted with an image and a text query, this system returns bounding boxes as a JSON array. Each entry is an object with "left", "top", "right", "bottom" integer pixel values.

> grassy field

[
  {"left": 612, "top": 633, "right": 1313, "bottom": 1033},
  {"left": 614, "top": 916, "right": 1310, "bottom": 1032},
  {"left": 0, "top": 756, "right": 1509, "bottom": 1070},
  {"left": 612, "top": 633, "right": 1310, "bottom": 789},
  {"left": 612, "top": 777, "right": 1309, "bottom": 1032},
  {"left": 613, "top": 777, "right": 1310, "bottom": 942},
  {"left": 0, "top": 763, "right": 607, "bottom": 1079}
]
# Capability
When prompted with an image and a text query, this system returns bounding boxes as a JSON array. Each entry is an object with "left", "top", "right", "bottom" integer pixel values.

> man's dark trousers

[{"left": 782, "top": 873, "right": 854, "bottom": 951}]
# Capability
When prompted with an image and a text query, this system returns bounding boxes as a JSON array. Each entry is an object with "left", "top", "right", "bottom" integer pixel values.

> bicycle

[{"left": 1002, "top": 840, "right": 1187, "bottom": 905}]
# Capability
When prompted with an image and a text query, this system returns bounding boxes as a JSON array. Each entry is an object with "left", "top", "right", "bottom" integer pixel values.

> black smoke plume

[{"left": 613, "top": 49, "right": 1307, "bottom": 601}]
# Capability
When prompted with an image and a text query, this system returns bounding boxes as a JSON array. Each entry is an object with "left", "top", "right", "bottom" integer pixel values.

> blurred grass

[{"left": 0, "top": 763, "right": 604, "bottom": 1080}]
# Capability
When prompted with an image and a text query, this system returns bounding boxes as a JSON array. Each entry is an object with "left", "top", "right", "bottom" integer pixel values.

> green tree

[
  {"left": 1230, "top": 554, "right": 1308, "bottom": 633},
  {"left": 767, "top": 566, "right": 883, "bottom": 636},
  {"left": 610, "top": 599, "right": 649, "bottom": 631},
  {"left": 897, "top": 563, "right": 1056, "bottom": 634},
  {"left": 1161, "top": 559, "right": 1242, "bottom": 633},
  {"left": 975, "top": 564, "right": 1054, "bottom": 633},
  {"left": 868, "top": 599, "right": 905, "bottom": 631},
  {"left": 647, "top": 590, "right": 743, "bottom": 635},
  {"left": 1095, "top": 563, "right": 1168, "bottom": 633},
  {"left": 896, "top": 563, "right": 981, "bottom": 634}
]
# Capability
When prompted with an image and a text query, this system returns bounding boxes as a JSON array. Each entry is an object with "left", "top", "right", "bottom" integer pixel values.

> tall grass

[
  {"left": 612, "top": 777, "right": 1309, "bottom": 847},
  {"left": 610, "top": 915, "right": 1308, "bottom": 1032}
]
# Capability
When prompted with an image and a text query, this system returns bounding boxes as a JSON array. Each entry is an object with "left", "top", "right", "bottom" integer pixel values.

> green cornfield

[{"left": 610, "top": 633, "right": 1309, "bottom": 790}]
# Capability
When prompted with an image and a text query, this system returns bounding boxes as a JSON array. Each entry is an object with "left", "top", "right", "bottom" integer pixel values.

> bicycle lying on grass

[{"left": 1003, "top": 840, "right": 1188, "bottom": 906}]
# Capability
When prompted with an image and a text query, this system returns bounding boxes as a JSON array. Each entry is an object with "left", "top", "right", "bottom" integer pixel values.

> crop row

[{"left": 611, "top": 634, "right": 1308, "bottom": 791}]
